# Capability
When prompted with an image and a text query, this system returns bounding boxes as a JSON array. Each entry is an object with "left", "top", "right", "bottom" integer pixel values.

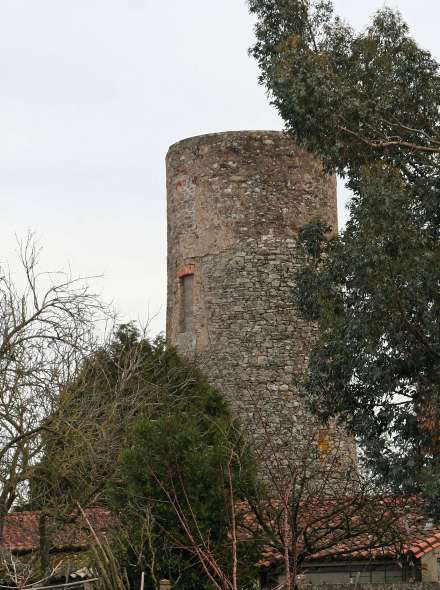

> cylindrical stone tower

[{"left": 166, "top": 130, "right": 341, "bottom": 453}]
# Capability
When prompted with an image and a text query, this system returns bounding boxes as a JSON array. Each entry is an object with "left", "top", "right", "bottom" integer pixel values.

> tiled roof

[
  {"left": 1, "top": 508, "right": 111, "bottom": 554},
  {"left": 237, "top": 496, "right": 440, "bottom": 567},
  {"left": 408, "top": 531, "right": 440, "bottom": 559},
  {"left": 3, "top": 500, "right": 439, "bottom": 566}
]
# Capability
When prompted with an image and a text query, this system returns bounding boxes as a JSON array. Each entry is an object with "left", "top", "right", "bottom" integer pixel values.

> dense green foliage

[
  {"left": 38, "top": 325, "right": 258, "bottom": 589},
  {"left": 118, "top": 406, "right": 258, "bottom": 589},
  {"left": 248, "top": 0, "right": 440, "bottom": 515},
  {"left": 249, "top": 0, "right": 440, "bottom": 191}
]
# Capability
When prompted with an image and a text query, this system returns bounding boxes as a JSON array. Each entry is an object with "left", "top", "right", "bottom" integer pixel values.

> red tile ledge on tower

[{"left": 177, "top": 264, "right": 196, "bottom": 279}]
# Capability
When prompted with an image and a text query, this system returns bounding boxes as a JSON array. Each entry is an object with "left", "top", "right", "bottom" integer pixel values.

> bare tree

[
  {"left": 0, "top": 548, "right": 67, "bottom": 590},
  {"left": 238, "top": 394, "right": 420, "bottom": 590},
  {"left": 0, "top": 234, "right": 110, "bottom": 535}
]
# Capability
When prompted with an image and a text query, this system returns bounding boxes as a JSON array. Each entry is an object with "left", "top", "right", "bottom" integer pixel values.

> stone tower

[{"left": 166, "top": 130, "right": 344, "bottom": 455}]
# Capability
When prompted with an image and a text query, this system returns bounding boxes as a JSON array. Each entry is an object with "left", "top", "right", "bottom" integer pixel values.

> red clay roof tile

[{"left": 1, "top": 508, "right": 111, "bottom": 554}]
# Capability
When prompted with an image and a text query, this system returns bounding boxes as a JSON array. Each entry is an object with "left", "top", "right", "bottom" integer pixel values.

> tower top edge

[{"left": 166, "top": 130, "right": 293, "bottom": 157}]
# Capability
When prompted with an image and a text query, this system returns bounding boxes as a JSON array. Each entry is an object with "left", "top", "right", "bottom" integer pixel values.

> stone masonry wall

[{"left": 166, "top": 130, "right": 355, "bottom": 466}]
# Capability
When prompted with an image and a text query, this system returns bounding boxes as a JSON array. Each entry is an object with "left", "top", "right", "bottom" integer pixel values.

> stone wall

[{"left": 166, "top": 130, "right": 355, "bottom": 465}]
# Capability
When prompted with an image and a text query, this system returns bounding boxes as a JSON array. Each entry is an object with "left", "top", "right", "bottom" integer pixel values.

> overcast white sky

[{"left": 0, "top": 1, "right": 438, "bottom": 336}]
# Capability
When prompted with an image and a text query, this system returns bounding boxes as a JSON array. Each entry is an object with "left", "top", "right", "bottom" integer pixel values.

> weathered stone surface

[{"left": 166, "top": 130, "right": 354, "bottom": 463}]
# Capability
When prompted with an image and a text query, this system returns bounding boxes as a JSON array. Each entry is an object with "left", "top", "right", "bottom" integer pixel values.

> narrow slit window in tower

[{"left": 180, "top": 274, "right": 194, "bottom": 333}]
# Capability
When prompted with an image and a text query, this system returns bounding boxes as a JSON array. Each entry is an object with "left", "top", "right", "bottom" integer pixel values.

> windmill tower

[{"left": 166, "top": 130, "right": 354, "bottom": 467}]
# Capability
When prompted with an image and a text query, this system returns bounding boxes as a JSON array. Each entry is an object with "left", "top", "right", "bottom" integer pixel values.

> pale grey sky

[{"left": 0, "top": 1, "right": 438, "bottom": 335}]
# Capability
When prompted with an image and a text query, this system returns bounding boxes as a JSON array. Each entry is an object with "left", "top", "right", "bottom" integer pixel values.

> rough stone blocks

[{"left": 166, "top": 130, "right": 355, "bottom": 468}]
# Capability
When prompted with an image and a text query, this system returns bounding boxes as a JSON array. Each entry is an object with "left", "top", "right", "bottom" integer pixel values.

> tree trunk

[{"left": 39, "top": 511, "right": 51, "bottom": 576}]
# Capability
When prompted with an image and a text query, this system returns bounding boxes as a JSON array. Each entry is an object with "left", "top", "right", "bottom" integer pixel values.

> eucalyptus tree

[{"left": 248, "top": 0, "right": 440, "bottom": 515}]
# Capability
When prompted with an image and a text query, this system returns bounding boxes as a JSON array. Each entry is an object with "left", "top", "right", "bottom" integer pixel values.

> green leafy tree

[
  {"left": 248, "top": 0, "right": 440, "bottom": 515},
  {"left": 37, "top": 325, "right": 259, "bottom": 589},
  {"left": 249, "top": 0, "right": 440, "bottom": 191},
  {"left": 117, "top": 406, "right": 259, "bottom": 590}
]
